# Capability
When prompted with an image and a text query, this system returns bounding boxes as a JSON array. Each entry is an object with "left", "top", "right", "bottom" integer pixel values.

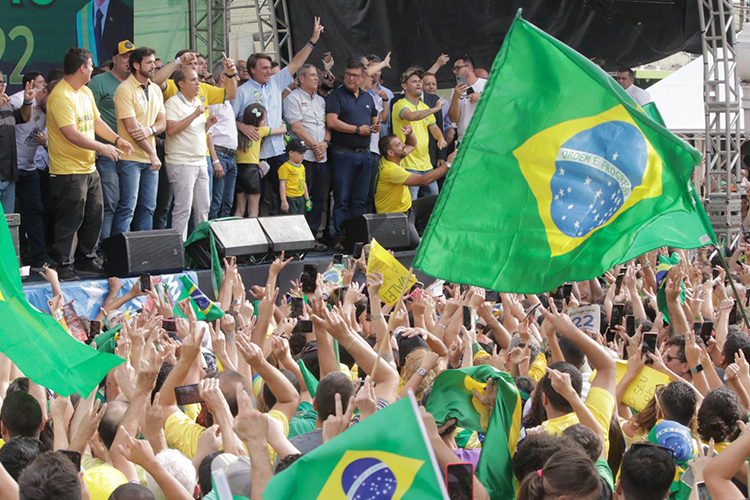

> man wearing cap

[
  {"left": 391, "top": 67, "right": 447, "bottom": 200},
  {"left": 375, "top": 128, "right": 450, "bottom": 248},
  {"left": 279, "top": 138, "right": 311, "bottom": 215},
  {"left": 111, "top": 46, "right": 165, "bottom": 236},
  {"left": 326, "top": 58, "right": 379, "bottom": 250},
  {"left": 88, "top": 39, "right": 134, "bottom": 242}
]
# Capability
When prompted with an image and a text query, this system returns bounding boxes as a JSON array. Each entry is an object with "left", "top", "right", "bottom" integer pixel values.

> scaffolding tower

[
  {"left": 700, "top": 0, "right": 744, "bottom": 246},
  {"left": 188, "top": 0, "right": 292, "bottom": 70}
]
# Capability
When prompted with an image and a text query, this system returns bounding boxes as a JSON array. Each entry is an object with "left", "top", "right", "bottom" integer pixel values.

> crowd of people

[
  {"left": 0, "top": 237, "right": 745, "bottom": 499},
  {"left": 0, "top": 15, "right": 512, "bottom": 282}
]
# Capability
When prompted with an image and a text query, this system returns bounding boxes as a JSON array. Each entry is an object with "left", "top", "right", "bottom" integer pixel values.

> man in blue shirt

[
  {"left": 326, "top": 58, "right": 380, "bottom": 249},
  {"left": 232, "top": 17, "right": 324, "bottom": 214}
]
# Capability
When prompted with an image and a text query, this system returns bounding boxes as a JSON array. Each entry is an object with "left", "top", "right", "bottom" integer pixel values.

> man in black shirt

[
  {"left": 0, "top": 72, "right": 33, "bottom": 214},
  {"left": 325, "top": 59, "right": 379, "bottom": 250}
]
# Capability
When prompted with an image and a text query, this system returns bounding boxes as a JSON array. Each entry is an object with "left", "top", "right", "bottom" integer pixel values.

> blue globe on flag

[
  {"left": 340, "top": 457, "right": 398, "bottom": 500},
  {"left": 550, "top": 120, "right": 647, "bottom": 238}
]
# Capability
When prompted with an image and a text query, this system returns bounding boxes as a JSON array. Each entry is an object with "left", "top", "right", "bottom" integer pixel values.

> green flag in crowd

[
  {"left": 414, "top": 11, "right": 713, "bottom": 293},
  {"left": 173, "top": 275, "right": 225, "bottom": 322},
  {"left": 263, "top": 395, "right": 448, "bottom": 500},
  {"left": 0, "top": 211, "right": 123, "bottom": 396},
  {"left": 426, "top": 365, "right": 522, "bottom": 500}
]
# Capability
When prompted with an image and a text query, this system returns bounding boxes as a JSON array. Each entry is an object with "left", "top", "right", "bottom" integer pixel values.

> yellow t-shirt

[
  {"left": 544, "top": 386, "right": 616, "bottom": 454},
  {"left": 164, "top": 79, "right": 225, "bottom": 107},
  {"left": 528, "top": 352, "right": 548, "bottom": 383},
  {"left": 392, "top": 97, "right": 436, "bottom": 172},
  {"left": 82, "top": 464, "right": 128, "bottom": 500},
  {"left": 278, "top": 161, "right": 306, "bottom": 198},
  {"left": 113, "top": 75, "right": 165, "bottom": 163},
  {"left": 164, "top": 410, "right": 206, "bottom": 459},
  {"left": 267, "top": 409, "right": 290, "bottom": 464},
  {"left": 46, "top": 78, "right": 101, "bottom": 175},
  {"left": 236, "top": 126, "right": 271, "bottom": 164},
  {"left": 374, "top": 158, "right": 412, "bottom": 213}
]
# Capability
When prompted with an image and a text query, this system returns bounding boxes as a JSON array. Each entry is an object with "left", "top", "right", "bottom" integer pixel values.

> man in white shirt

[
  {"left": 11, "top": 73, "right": 53, "bottom": 269},
  {"left": 616, "top": 68, "right": 651, "bottom": 106},
  {"left": 448, "top": 55, "right": 486, "bottom": 145},
  {"left": 164, "top": 68, "right": 211, "bottom": 241},
  {"left": 283, "top": 64, "right": 329, "bottom": 250}
]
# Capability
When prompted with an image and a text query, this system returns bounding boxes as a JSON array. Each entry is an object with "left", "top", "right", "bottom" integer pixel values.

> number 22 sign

[{"left": 568, "top": 305, "right": 601, "bottom": 334}]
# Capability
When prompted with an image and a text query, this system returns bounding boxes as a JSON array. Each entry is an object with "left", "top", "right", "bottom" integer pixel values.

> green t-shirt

[
  {"left": 87, "top": 71, "right": 122, "bottom": 133},
  {"left": 288, "top": 401, "right": 317, "bottom": 439},
  {"left": 596, "top": 457, "right": 614, "bottom": 491}
]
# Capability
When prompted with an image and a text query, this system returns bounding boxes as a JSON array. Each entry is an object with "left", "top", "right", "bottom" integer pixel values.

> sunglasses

[
  {"left": 237, "top": 66, "right": 247, "bottom": 70},
  {"left": 0, "top": 80, "right": 5, "bottom": 85}
]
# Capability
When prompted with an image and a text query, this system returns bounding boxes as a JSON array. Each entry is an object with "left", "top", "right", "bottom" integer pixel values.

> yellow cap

[
  {"left": 83, "top": 464, "right": 128, "bottom": 500},
  {"left": 115, "top": 40, "right": 135, "bottom": 56}
]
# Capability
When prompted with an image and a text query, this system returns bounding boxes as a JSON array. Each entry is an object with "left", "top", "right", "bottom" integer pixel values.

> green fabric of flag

[
  {"left": 184, "top": 219, "right": 234, "bottom": 296},
  {"left": 297, "top": 358, "right": 318, "bottom": 397},
  {"left": 426, "top": 366, "right": 522, "bottom": 500},
  {"left": 172, "top": 275, "right": 225, "bottom": 322},
  {"left": 0, "top": 213, "right": 123, "bottom": 396},
  {"left": 619, "top": 102, "right": 716, "bottom": 262},
  {"left": 263, "top": 396, "right": 448, "bottom": 500},
  {"left": 414, "top": 11, "right": 708, "bottom": 293}
]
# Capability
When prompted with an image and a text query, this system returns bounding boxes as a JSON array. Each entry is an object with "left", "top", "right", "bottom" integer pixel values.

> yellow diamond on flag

[
  {"left": 316, "top": 450, "right": 424, "bottom": 500},
  {"left": 514, "top": 104, "right": 663, "bottom": 258}
]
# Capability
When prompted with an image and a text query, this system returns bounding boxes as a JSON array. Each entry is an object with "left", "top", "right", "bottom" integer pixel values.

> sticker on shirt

[{"left": 23, "top": 127, "right": 43, "bottom": 147}]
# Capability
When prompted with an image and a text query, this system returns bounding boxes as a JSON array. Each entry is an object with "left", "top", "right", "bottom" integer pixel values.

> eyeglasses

[
  {"left": 629, "top": 441, "right": 676, "bottom": 459},
  {"left": 664, "top": 354, "right": 682, "bottom": 363},
  {"left": 155, "top": 65, "right": 164, "bottom": 70},
  {"left": 344, "top": 72, "right": 364, "bottom": 79},
  {"left": 452, "top": 64, "right": 468, "bottom": 73}
]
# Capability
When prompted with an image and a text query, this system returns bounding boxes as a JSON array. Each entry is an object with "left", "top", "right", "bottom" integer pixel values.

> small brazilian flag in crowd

[
  {"left": 173, "top": 275, "right": 225, "bottom": 322},
  {"left": 655, "top": 253, "right": 687, "bottom": 321},
  {"left": 413, "top": 11, "right": 714, "bottom": 293},
  {"left": 426, "top": 366, "right": 522, "bottom": 500},
  {"left": 263, "top": 395, "right": 448, "bottom": 500}
]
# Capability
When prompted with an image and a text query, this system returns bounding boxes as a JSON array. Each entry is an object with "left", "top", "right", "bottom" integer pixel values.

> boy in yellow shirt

[{"left": 279, "top": 138, "right": 311, "bottom": 215}]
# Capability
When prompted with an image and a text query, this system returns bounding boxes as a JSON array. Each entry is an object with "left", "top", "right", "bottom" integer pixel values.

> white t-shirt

[
  {"left": 625, "top": 84, "right": 651, "bottom": 106},
  {"left": 450, "top": 77, "right": 487, "bottom": 143},
  {"left": 165, "top": 93, "right": 207, "bottom": 167},
  {"left": 10, "top": 91, "right": 46, "bottom": 172},
  {"left": 207, "top": 102, "right": 238, "bottom": 151}
]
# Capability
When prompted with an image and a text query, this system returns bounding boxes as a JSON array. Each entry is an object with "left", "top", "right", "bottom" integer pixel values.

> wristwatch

[
  {"left": 690, "top": 363, "right": 704, "bottom": 373},
  {"left": 416, "top": 367, "right": 428, "bottom": 377},
  {"left": 355, "top": 125, "right": 361, "bottom": 135}
]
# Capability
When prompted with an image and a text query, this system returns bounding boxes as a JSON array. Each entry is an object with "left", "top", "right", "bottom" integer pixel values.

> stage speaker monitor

[
  {"left": 585, "top": 0, "right": 675, "bottom": 26},
  {"left": 341, "top": 213, "right": 410, "bottom": 253},
  {"left": 258, "top": 215, "right": 314, "bottom": 254},
  {"left": 186, "top": 218, "right": 269, "bottom": 268},
  {"left": 103, "top": 229, "right": 184, "bottom": 277},
  {"left": 6, "top": 214, "right": 20, "bottom": 265}
]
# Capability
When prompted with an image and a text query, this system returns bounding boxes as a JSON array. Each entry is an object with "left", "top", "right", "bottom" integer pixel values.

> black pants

[
  {"left": 49, "top": 171, "right": 103, "bottom": 266},
  {"left": 16, "top": 169, "right": 49, "bottom": 264},
  {"left": 406, "top": 194, "right": 438, "bottom": 249}
]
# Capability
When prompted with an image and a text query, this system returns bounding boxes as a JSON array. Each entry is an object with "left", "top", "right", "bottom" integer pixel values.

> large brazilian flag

[
  {"left": 263, "top": 395, "right": 449, "bottom": 500},
  {"left": 413, "top": 11, "right": 714, "bottom": 293}
]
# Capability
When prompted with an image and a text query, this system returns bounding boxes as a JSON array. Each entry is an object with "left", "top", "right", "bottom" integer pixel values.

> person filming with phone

[{"left": 448, "top": 55, "right": 486, "bottom": 146}]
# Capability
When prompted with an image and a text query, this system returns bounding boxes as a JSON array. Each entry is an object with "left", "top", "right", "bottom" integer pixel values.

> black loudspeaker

[
  {"left": 186, "top": 218, "right": 269, "bottom": 268},
  {"left": 341, "top": 213, "right": 411, "bottom": 252},
  {"left": 585, "top": 0, "right": 675, "bottom": 26},
  {"left": 6, "top": 214, "right": 20, "bottom": 265},
  {"left": 258, "top": 215, "right": 315, "bottom": 254},
  {"left": 102, "top": 229, "right": 184, "bottom": 277}
]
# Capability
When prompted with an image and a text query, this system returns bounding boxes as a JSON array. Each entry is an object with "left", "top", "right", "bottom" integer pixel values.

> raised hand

[
  {"left": 310, "top": 16, "right": 325, "bottom": 43},
  {"left": 322, "top": 393, "right": 355, "bottom": 443}
]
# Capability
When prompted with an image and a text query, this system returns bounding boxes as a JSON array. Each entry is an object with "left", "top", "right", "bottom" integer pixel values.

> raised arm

[{"left": 287, "top": 17, "right": 325, "bottom": 77}]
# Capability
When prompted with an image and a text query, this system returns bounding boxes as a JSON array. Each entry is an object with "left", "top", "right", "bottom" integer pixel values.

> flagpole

[
  {"left": 407, "top": 391, "right": 451, "bottom": 500},
  {"left": 370, "top": 267, "right": 414, "bottom": 380}
]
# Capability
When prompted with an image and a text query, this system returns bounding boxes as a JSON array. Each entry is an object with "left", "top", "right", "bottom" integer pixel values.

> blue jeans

[
  {"left": 210, "top": 151, "right": 237, "bottom": 219},
  {"left": 331, "top": 149, "right": 371, "bottom": 237},
  {"left": 206, "top": 156, "right": 214, "bottom": 198},
  {"left": 406, "top": 168, "right": 439, "bottom": 200},
  {"left": 96, "top": 155, "right": 119, "bottom": 241},
  {"left": 16, "top": 170, "right": 49, "bottom": 263},
  {"left": 0, "top": 181, "right": 15, "bottom": 214},
  {"left": 111, "top": 160, "right": 158, "bottom": 236}
]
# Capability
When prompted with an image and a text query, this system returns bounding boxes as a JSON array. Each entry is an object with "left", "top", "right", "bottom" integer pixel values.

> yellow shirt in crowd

[
  {"left": 391, "top": 97, "right": 436, "bottom": 172},
  {"left": 278, "top": 161, "right": 306, "bottom": 198},
  {"left": 375, "top": 158, "right": 412, "bottom": 213},
  {"left": 544, "top": 386, "right": 616, "bottom": 455},
  {"left": 236, "top": 126, "right": 271, "bottom": 164},
  {"left": 46, "top": 78, "right": 100, "bottom": 175}
]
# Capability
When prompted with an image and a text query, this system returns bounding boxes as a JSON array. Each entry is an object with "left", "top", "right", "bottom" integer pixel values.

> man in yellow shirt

[
  {"left": 46, "top": 47, "right": 133, "bottom": 281},
  {"left": 375, "top": 126, "right": 450, "bottom": 248},
  {"left": 391, "top": 67, "right": 447, "bottom": 200}
]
